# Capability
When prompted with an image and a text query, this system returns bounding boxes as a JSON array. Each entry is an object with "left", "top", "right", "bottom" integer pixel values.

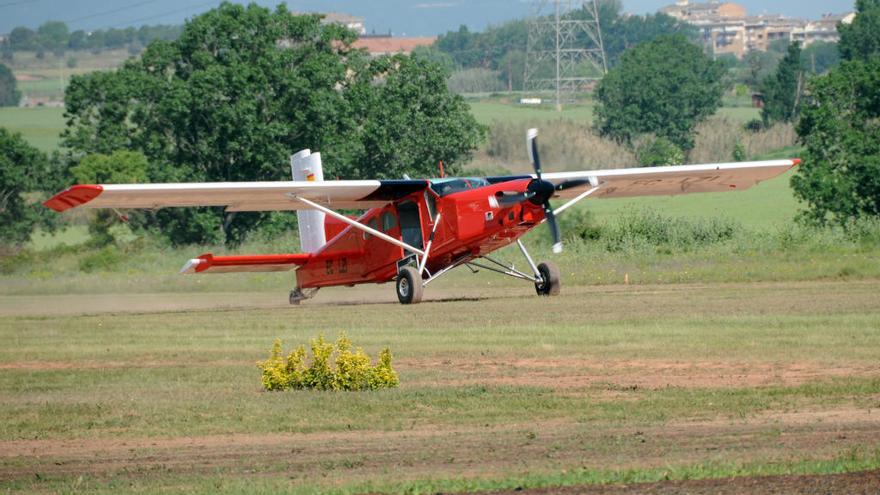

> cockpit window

[
  {"left": 381, "top": 211, "right": 397, "bottom": 232},
  {"left": 428, "top": 177, "right": 490, "bottom": 197}
]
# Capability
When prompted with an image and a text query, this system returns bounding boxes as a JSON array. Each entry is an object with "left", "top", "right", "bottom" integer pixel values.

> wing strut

[
  {"left": 552, "top": 182, "right": 602, "bottom": 216},
  {"left": 287, "top": 194, "right": 426, "bottom": 257}
]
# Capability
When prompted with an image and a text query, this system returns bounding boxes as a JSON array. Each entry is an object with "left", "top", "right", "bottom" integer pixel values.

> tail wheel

[
  {"left": 396, "top": 266, "right": 424, "bottom": 305},
  {"left": 535, "top": 261, "right": 561, "bottom": 296}
]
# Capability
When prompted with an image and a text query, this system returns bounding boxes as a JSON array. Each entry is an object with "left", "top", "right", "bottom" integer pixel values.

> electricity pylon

[{"left": 525, "top": 0, "right": 608, "bottom": 110}]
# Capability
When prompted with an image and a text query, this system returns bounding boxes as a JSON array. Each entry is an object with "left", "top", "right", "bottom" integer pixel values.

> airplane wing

[
  {"left": 43, "top": 179, "right": 429, "bottom": 212},
  {"left": 540, "top": 159, "right": 800, "bottom": 199}
]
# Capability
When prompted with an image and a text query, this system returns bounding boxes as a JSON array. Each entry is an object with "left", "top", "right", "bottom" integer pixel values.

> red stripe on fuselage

[{"left": 194, "top": 253, "right": 311, "bottom": 273}]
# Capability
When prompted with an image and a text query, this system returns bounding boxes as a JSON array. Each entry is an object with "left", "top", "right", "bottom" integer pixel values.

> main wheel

[
  {"left": 535, "top": 261, "right": 561, "bottom": 296},
  {"left": 396, "top": 266, "right": 424, "bottom": 305}
]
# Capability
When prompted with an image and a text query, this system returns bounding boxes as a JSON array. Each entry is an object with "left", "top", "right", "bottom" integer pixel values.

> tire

[
  {"left": 396, "top": 266, "right": 424, "bottom": 304},
  {"left": 535, "top": 261, "right": 561, "bottom": 296}
]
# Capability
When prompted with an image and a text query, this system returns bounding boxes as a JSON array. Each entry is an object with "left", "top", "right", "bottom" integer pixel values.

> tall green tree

[
  {"left": 761, "top": 42, "right": 805, "bottom": 125},
  {"left": 70, "top": 150, "right": 149, "bottom": 246},
  {"left": 0, "top": 64, "right": 20, "bottom": 107},
  {"left": 801, "top": 41, "right": 840, "bottom": 75},
  {"left": 36, "top": 21, "right": 69, "bottom": 54},
  {"left": 0, "top": 128, "right": 56, "bottom": 247},
  {"left": 594, "top": 34, "right": 724, "bottom": 152},
  {"left": 8, "top": 27, "right": 37, "bottom": 51},
  {"left": 63, "top": 2, "right": 483, "bottom": 245},
  {"left": 838, "top": 0, "right": 880, "bottom": 62},
  {"left": 792, "top": 58, "right": 880, "bottom": 224}
]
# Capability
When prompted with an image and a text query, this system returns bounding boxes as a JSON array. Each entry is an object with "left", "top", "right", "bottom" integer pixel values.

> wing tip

[
  {"left": 791, "top": 158, "right": 802, "bottom": 167},
  {"left": 43, "top": 185, "right": 103, "bottom": 212}
]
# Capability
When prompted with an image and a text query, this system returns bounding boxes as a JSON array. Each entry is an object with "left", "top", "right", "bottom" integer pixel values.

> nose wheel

[
  {"left": 396, "top": 266, "right": 424, "bottom": 304},
  {"left": 534, "top": 261, "right": 561, "bottom": 296}
]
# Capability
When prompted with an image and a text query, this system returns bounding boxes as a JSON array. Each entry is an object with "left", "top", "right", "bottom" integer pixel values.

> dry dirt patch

[
  {"left": 400, "top": 357, "right": 880, "bottom": 390},
  {"left": 2, "top": 410, "right": 878, "bottom": 485}
]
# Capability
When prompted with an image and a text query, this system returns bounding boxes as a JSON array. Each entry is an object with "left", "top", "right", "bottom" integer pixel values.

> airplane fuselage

[{"left": 295, "top": 178, "right": 544, "bottom": 289}]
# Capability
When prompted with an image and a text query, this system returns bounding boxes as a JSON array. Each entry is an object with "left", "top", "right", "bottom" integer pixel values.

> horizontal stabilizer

[{"left": 180, "top": 253, "right": 311, "bottom": 274}]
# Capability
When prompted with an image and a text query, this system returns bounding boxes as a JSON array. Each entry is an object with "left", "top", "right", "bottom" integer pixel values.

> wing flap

[{"left": 180, "top": 253, "right": 311, "bottom": 274}]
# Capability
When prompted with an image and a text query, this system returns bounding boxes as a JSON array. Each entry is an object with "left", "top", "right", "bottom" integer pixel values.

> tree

[
  {"left": 37, "top": 21, "right": 69, "bottom": 54},
  {"left": 838, "top": 0, "right": 880, "bottom": 62},
  {"left": 71, "top": 150, "right": 148, "bottom": 245},
  {"left": 0, "top": 128, "right": 56, "bottom": 247},
  {"left": 63, "top": 3, "right": 484, "bottom": 245},
  {"left": 801, "top": 41, "right": 841, "bottom": 75},
  {"left": 761, "top": 42, "right": 805, "bottom": 125},
  {"left": 594, "top": 34, "right": 725, "bottom": 152},
  {"left": 8, "top": 27, "right": 37, "bottom": 51},
  {"left": 0, "top": 64, "right": 20, "bottom": 107},
  {"left": 792, "top": 58, "right": 880, "bottom": 224}
]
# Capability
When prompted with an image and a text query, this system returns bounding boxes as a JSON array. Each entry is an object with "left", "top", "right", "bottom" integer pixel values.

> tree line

[{"left": 1, "top": 21, "right": 182, "bottom": 59}]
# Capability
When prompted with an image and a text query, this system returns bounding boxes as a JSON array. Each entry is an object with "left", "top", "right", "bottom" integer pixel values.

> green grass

[
  {"left": 468, "top": 98, "right": 759, "bottom": 127},
  {"left": 1, "top": 280, "right": 879, "bottom": 492},
  {"left": 468, "top": 99, "right": 595, "bottom": 126},
  {"left": 16, "top": 77, "right": 67, "bottom": 99},
  {"left": 0, "top": 106, "right": 66, "bottom": 152},
  {"left": 582, "top": 168, "right": 801, "bottom": 229}
]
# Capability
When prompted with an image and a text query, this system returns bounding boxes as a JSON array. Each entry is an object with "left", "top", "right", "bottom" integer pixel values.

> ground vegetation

[
  {"left": 0, "top": 128, "right": 57, "bottom": 248},
  {"left": 0, "top": 63, "right": 19, "bottom": 107}
]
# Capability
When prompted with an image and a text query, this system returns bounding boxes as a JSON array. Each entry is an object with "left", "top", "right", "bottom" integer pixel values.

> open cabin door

[{"left": 396, "top": 201, "right": 424, "bottom": 251}]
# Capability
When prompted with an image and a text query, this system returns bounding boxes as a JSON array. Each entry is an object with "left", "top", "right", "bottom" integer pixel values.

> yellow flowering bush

[{"left": 257, "top": 333, "right": 399, "bottom": 392}]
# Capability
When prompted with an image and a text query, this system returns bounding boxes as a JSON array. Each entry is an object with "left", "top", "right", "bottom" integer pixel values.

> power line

[
  {"left": 0, "top": 0, "right": 38, "bottom": 8},
  {"left": 64, "top": 0, "right": 161, "bottom": 26},
  {"left": 108, "top": 0, "right": 220, "bottom": 28}
]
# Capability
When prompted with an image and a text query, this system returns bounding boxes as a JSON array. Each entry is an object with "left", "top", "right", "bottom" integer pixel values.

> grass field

[
  {"left": 467, "top": 98, "right": 759, "bottom": 127},
  {"left": 1, "top": 279, "right": 879, "bottom": 493},
  {"left": 0, "top": 107, "right": 65, "bottom": 153}
]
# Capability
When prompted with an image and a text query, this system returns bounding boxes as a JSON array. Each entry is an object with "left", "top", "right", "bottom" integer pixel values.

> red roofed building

[{"left": 353, "top": 37, "right": 437, "bottom": 57}]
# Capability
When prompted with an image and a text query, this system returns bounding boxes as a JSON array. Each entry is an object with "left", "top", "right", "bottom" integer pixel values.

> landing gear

[
  {"left": 289, "top": 287, "right": 319, "bottom": 305},
  {"left": 534, "top": 261, "right": 561, "bottom": 296},
  {"left": 396, "top": 266, "right": 424, "bottom": 305}
]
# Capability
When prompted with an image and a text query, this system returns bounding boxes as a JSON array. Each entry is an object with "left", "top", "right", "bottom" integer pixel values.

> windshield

[{"left": 428, "top": 177, "right": 490, "bottom": 197}]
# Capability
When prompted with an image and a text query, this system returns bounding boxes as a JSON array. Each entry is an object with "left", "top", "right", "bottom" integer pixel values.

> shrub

[
  {"left": 636, "top": 137, "right": 684, "bottom": 167},
  {"left": 257, "top": 334, "right": 399, "bottom": 392},
  {"left": 562, "top": 208, "right": 743, "bottom": 253},
  {"left": 78, "top": 245, "right": 123, "bottom": 272}
]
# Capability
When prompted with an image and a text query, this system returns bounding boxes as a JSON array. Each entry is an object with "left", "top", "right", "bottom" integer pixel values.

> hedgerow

[{"left": 257, "top": 334, "right": 399, "bottom": 392}]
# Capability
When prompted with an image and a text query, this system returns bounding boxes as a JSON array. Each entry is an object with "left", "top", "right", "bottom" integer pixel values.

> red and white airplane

[{"left": 45, "top": 129, "right": 798, "bottom": 304}]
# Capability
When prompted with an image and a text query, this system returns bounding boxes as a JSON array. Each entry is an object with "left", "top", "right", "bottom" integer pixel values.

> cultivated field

[{"left": 1, "top": 278, "right": 879, "bottom": 493}]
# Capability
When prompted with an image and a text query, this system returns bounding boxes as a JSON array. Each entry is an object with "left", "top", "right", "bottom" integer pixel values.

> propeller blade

[
  {"left": 556, "top": 178, "right": 592, "bottom": 191},
  {"left": 543, "top": 201, "right": 562, "bottom": 253},
  {"left": 527, "top": 128, "right": 542, "bottom": 179}
]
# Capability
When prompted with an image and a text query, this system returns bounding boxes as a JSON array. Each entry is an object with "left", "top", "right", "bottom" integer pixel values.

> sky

[{"left": 0, "top": 0, "right": 858, "bottom": 37}]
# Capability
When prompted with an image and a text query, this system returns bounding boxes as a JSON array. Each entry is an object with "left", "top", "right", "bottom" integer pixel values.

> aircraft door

[{"left": 396, "top": 201, "right": 424, "bottom": 250}]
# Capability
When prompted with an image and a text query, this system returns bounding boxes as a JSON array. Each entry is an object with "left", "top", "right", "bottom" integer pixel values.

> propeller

[
  {"left": 495, "top": 129, "right": 591, "bottom": 253},
  {"left": 527, "top": 129, "right": 567, "bottom": 253}
]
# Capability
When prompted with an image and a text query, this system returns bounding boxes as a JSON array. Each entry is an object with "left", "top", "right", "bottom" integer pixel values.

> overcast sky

[{"left": 0, "top": 0, "right": 858, "bottom": 37}]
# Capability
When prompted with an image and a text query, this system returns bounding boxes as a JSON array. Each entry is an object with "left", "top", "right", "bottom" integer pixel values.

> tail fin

[{"left": 291, "top": 150, "right": 327, "bottom": 253}]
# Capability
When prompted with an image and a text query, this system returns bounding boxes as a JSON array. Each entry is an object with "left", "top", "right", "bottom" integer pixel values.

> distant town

[
  {"left": 314, "top": 2, "right": 855, "bottom": 59},
  {"left": 661, "top": 0, "right": 854, "bottom": 58}
]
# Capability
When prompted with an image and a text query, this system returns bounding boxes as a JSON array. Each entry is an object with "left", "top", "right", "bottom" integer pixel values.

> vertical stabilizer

[{"left": 291, "top": 150, "right": 327, "bottom": 253}]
